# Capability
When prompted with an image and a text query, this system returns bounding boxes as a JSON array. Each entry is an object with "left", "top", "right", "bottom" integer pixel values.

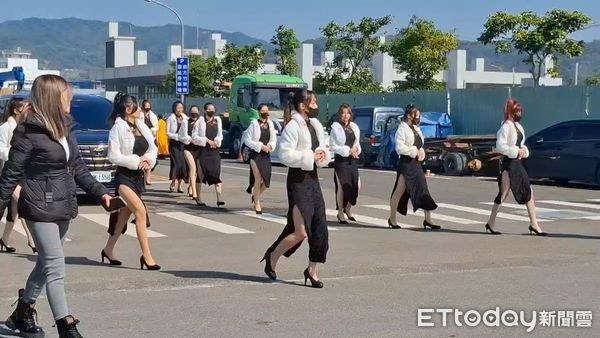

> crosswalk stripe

[
  {"left": 80, "top": 214, "right": 166, "bottom": 238},
  {"left": 1, "top": 218, "right": 72, "bottom": 242},
  {"left": 539, "top": 200, "right": 600, "bottom": 210},
  {"left": 583, "top": 216, "right": 600, "bottom": 220},
  {"left": 481, "top": 202, "right": 599, "bottom": 218},
  {"left": 436, "top": 203, "right": 550, "bottom": 222},
  {"left": 364, "top": 204, "right": 480, "bottom": 225},
  {"left": 233, "top": 210, "right": 339, "bottom": 231},
  {"left": 158, "top": 212, "right": 254, "bottom": 234},
  {"left": 325, "top": 209, "right": 416, "bottom": 229},
  {"left": 586, "top": 199, "right": 600, "bottom": 202}
]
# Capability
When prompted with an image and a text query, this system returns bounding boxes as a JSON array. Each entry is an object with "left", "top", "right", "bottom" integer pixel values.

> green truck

[{"left": 221, "top": 74, "right": 307, "bottom": 158}]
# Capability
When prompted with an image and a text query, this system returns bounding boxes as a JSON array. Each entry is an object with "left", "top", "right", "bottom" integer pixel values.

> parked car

[
  {"left": 327, "top": 106, "right": 404, "bottom": 166},
  {"left": 525, "top": 119, "right": 600, "bottom": 186},
  {"left": 240, "top": 118, "right": 334, "bottom": 166},
  {"left": 0, "top": 93, "right": 116, "bottom": 194}
]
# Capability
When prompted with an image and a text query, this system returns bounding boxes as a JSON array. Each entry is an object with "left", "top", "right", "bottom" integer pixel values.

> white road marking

[
  {"left": 158, "top": 212, "right": 254, "bottom": 234},
  {"left": 80, "top": 214, "right": 166, "bottom": 238}
]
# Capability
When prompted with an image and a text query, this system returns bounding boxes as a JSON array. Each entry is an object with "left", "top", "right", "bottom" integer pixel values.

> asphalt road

[{"left": 1, "top": 159, "right": 599, "bottom": 337}]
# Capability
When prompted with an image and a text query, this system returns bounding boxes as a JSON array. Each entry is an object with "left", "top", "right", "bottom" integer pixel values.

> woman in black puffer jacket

[{"left": 0, "top": 75, "right": 111, "bottom": 338}]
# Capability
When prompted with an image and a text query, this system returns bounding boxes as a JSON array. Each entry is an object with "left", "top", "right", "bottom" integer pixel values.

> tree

[
  {"left": 164, "top": 55, "right": 219, "bottom": 97},
  {"left": 584, "top": 74, "right": 600, "bottom": 86},
  {"left": 478, "top": 9, "right": 591, "bottom": 86},
  {"left": 271, "top": 25, "right": 300, "bottom": 76},
  {"left": 388, "top": 16, "right": 458, "bottom": 90},
  {"left": 217, "top": 43, "right": 266, "bottom": 83},
  {"left": 315, "top": 16, "right": 392, "bottom": 93}
]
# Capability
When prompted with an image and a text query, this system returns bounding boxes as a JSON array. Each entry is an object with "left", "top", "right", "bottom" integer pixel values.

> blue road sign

[{"left": 176, "top": 57, "right": 189, "bottom": 95}]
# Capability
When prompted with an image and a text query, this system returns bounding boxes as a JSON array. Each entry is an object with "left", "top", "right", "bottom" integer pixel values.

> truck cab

[{"left": 222, "top": 74, "right": 306, "bottom": 157}]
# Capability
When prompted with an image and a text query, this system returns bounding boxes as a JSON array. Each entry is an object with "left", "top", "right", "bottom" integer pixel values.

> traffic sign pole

[{"left": 176, "top": 57, "right": 190, "bottom": 103}]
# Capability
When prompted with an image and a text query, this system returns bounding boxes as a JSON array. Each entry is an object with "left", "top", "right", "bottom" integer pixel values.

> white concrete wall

[
  {"left": 136, "top": 51, "right": 147, "bottom": 65},
  {"left": 111, "top": 38, "right": 135, "bottom": 68},
  {"left": 168, "top": 45, "right": 182, "bottom": 62},
  {"left": 295, "top": 43, "right": 313, "bottom": 89},
  {"left": 0, "top": 58, "right": 60, "bottom": 81}
]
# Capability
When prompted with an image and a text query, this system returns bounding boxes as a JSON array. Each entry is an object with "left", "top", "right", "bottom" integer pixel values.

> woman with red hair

[{"left": 485, "top": 99, "right": 546, "bottom": 236}]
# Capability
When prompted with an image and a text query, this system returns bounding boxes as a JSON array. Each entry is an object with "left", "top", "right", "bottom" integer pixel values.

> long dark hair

[
  {"left": 403, "top": 104, "right": 419, "bottom": 122},
  {"left": 2, "top": 97, "right": 27, "bottom": 123},
  {"left": 283, "top": 89, "right": 315, "bottom": 125},
  {"left": 108, "top": 94, "right": 138, "bottom": 126},
  {"left": 172, "top": 100, "right": 184, "bottom": 115},
  {"left": 337, "top": 103, "right": 353, "bottom": 124}
]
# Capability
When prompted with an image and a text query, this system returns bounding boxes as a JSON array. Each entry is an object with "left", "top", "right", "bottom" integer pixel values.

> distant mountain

[{"left": 1, "top": 17, "right": 599, "bottom": 83}]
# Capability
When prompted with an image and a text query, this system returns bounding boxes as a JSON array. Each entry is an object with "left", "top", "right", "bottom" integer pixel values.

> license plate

[{"left": 91, "top": 171, "right": 112, "bottom": 183}]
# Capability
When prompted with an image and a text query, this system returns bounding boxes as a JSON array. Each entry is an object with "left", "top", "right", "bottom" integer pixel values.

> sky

[{"left": 3, "top": 0, "right": 599, "bottom": 41}]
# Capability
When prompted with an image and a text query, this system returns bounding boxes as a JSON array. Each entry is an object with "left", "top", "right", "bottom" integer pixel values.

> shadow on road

[
  {"left": 0, "top": 322, "right": 19, "bottom": 337},
  {"left": 161, "top": 270, "right": 273, "bottom": 283}
]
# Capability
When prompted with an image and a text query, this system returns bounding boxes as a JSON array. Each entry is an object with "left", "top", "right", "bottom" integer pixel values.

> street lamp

[{"left": 144, "top": 0, "right": 185, "bottom": 102}]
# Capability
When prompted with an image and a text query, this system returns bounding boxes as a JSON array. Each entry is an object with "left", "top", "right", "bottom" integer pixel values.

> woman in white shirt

[
  {"left": 485, "top": 99, "right": 545, "bottom": 236},
  {"left": 242, "top": 104, "right": 277, "bottom": 214},
  {"left": 166, "top": 101, "right": 188, "bottom": 193},
  {"left": 262, "top": 89, "right": 330, "bottom": 288},
  {"left": 388, "top": 105, "right": 440, "bottom": 230},
  {"left": 179, "top": 105, "right": 204, "bottom": 204},
  {"left": 330, "top": 103, "right": 361, "bottom": 224},
  {"left": 194, "top": 103, "right": 225, "bottom": 206},
  {"left": 0, "top": 97, "right": 35, "bottom": 253},
  {"left": 103, "top": 95, "right": 160, "bottom": 270}
]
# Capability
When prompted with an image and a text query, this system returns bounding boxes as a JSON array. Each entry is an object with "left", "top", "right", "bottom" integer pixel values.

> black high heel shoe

[
  {"left": 194, "top": 198, "right": 206, "bottom": 207},
  {"left": 260, "top": 251, "right": 276, "bottom": 280},
  {"left": 139, "top": 256, "right": 161, "bottom": 270},
  {"left": 343, "top": 210, "right": 356, "bottom": 222},
  {"left": 217, "top": 201, "right": 225, "bottom": 207},
  {"left": 485, "top": 223, "right": 502, "bottom": 235},
  {"left": 423, "top": 220, "right": 441, "bottom": 230},
  {"left": 28, "top": 244, "right": 37, "bottom": 253},
  {"left": 528, "top": 225, "right": 547, "bottom": 236},
  {"left": 336, "top": 214, "right": 348, "bottom": 224},
  {"left": 303, "top": 268, "right": 324, "bottom": 288},
  {"left": 101, "top": 250, "right": 122, "bottom": 266},
  {"left": 0, "top": 238, "right": 16, "bottom": 253},
  {"left": 387, "top": 219, "right": 401, "bottom": 229}
]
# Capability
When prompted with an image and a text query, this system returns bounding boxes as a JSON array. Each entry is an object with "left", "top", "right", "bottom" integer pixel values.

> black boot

[
  {"left": 5, "top": 288, "right": 45, "bottom": 338},
  {"left": 56, "top": 315, "right": 84, "bottom": 338}
]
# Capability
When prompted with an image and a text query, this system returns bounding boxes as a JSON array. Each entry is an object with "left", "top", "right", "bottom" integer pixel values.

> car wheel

[{"left": 443, "top": 152, "right": 468, "bottom": 176}]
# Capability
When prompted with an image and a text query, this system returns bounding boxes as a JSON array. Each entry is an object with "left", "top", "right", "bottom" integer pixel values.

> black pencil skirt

[
  {"left": 391, "top": 155, "right": 438, "bottom": 215},
  {"left": 494, "top": 157, "right": 532, "bottom": 205},
  {"left": 266, "top": 167, "right": 329, "bottom": 263}
]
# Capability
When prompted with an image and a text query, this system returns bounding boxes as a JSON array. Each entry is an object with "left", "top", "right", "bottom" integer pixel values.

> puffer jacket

[{"left": 0, "top": 114, "right": 109, "bottom": 222}]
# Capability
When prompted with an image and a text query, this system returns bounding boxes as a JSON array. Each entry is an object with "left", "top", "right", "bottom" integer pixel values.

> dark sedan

[{"left": 525, "top": 119, "right": 600, "bottom": 186}]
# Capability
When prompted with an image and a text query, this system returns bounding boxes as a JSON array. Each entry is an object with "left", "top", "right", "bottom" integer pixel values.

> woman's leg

[
  {"left": 344, "top": 177, "right": 360, "bottom": 219},
  {"left": 22, "top": 221, "right": 71, "bottom": 320},
  {"left": 335, "top": 172, "right": 346, "bottom": 221},
  {"left": 103, "top": 208, "right": 132, "bottom": 259},
  {"left": 0, "top": 189, "right": 19, "bottom": 246},
  {"left": 270, "top": 205, "right": 308, "bottom": 269},
  {"left": 184, "top": 150, "right": 197, "bottom": 198},
  {"left": 389, "top": 175, "right": 406, "bottom": 225},
  {"left": 215, "top": 183, "right": 223, "bottom": 203},
  {"left": 526, "top": 191, "right": 543, "bottom": 232},
  {"left": 118, "top": 185, "right": 157, "bottom": 265},
  {"left": 250, "top": 159, "right": 263, "bottom": 211},
  {"left": 486, "top": 171, "right": 511, "bottom": 229}
]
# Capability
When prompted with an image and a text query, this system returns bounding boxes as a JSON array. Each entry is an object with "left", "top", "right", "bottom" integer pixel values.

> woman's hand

[
  {"left": 314, "top": 150, "right": 325, "bottom": 162},
  {"left": 417, "top": 148, "right": 426, "bottom": 162},
  {"left": 100, "top": 194, "right": 112, "bottom": 210}
]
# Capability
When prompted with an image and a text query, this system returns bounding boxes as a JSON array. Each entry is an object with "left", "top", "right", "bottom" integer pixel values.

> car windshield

[
  {"left": 374, "top": 112, "right": 402, "bottom": 135},
  {"left": 70, "top": 97, "right": 112, "bottom": 131},
  {"left": 252, "top": 87, "right": 296, "bottom": 110}
]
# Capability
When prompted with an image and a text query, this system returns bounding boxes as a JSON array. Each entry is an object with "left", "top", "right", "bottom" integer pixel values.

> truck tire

[
  {"left": 228, "top": 129, "right": 241, "bottom": 158},
  {"left": 443, "top": 152, "right": 468, "bottom": 176}
]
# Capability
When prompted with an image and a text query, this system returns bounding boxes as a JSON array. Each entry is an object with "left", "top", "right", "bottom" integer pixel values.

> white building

[
  {"left": 0, "top": 48, "right": 60, "bottom": 89},
  {"left": 91, "top": 22, "right": 562, "bottom": 96}
]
